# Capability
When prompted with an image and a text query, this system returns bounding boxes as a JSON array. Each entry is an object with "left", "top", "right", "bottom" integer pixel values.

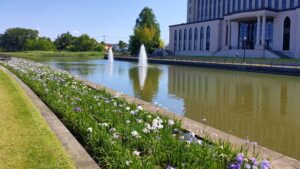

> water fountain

[
  {"left": 138, "top": 67, "right": 148, "bottom": 89},
  {"left": 108, "top": 47, "right": 114, "bottom": 62},
  {"left": 138, "top": 44, "right": 148, "bottom": 67}
]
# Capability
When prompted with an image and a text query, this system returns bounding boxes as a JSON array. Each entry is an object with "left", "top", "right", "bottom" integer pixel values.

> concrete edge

[
  {"left": 110, "top": 56, "right": 300, "bottom": 76},
  {"left": 0, "top": 66, "right": 100, "bottom": 169},
  {"left": 81, "top": 79, "right": 300, "bottom": 169}
]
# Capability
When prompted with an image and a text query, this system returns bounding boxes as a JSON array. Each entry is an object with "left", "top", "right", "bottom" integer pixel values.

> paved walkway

[{"left": 0, "top": 66, "right": 100, "bottom": 169}]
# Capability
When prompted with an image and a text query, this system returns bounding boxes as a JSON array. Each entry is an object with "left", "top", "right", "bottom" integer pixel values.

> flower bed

[{"left": 1, "top": 58, "right": 270, "bottom": 169}]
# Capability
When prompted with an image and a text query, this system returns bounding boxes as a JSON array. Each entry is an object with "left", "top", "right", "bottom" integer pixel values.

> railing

[{"left": 143, "top": 55, "right": 300, "bottom": 68}]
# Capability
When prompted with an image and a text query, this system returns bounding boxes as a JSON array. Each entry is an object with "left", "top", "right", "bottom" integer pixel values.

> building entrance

[{"left": 238, "top": 21, "right": 257, "bottom": 49}]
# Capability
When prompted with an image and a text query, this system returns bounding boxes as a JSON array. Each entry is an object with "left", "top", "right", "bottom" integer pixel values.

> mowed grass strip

[
  {"left": 0, "top": 69, "right": 75, "bottom": 169},
  {"left": 0, "top": 51, "right": 105, "bottom": 60}
]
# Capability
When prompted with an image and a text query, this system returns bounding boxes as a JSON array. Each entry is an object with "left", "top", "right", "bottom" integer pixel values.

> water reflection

[
  {"left": 54, "top": 62, "right": 98, "bottom": 75},
  {"left": 129, "top": 66, "right": 161, "bottom": 102},
  {"left": 106, "top": 63, "right": 113, "bottom": 79},
  {"left": 168, "top": 66, "right": 300, "bottom": 159}
]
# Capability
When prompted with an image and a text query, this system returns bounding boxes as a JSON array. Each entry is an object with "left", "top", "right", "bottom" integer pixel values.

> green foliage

[
  {"left": 24, "top": 37, "right": 56, "bottom": 51},
  {"left": 0, "top": 51, "right": 105, "bottom": 60},
  {"left": 0, "top": 28, "right": 39, "bottom": 51},
  {"left": 70, "top": 34, "right": 97, "bottom": 52},
  {"left": 54, "top": 32, "right": 75, "bottom": 51},
  {"left": 118, "top": 40, "right": 127, "bottom": 51},
  {"left": 129, "top": 7, "right": 163, "bottom": 54},
  {"left": 54, "top": 33, "right": 104, "bottom": 52}
]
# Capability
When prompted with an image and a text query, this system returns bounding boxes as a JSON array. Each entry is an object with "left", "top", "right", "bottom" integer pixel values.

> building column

[
  {"left": 261, "top": 15, "right": 266, "bottom": 46},
  {"left": 256, "top": 16, "right": 261, "bottom": 46},
  {"left": 228, "top": 20, "right": 232, "bottom": 49}
]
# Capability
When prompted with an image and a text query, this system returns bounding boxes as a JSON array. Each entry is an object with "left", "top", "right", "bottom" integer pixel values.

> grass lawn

[
  {"left": 0, "top": 68, "right": 75, "bottom": 169},
  {"left": 0, "top": 51, "right": 105, "bottom": 60}
]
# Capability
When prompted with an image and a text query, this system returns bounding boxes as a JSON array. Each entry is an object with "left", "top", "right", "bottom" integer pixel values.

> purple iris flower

[
  {"left": 73, "top": 107, "right": 81, "bottom": 112},
  {"left": 236, "top": 153, "right": 244, "bottom": 164},
  {"left": 229, "top": 164, "right": 241, "bottom": 169},
  {"left": 250, "top": 157, "right": 258, "bottom": 166},
  {"left": 261, "top": 160, "right": 271, "bottom": 169}
]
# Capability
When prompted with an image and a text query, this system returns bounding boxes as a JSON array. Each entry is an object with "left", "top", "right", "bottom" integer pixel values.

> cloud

[{"left": 71, "top": 30, "right": 80, "bottom": 35}]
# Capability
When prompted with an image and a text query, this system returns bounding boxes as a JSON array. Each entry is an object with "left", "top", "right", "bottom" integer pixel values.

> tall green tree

[
  {"left": 0, "top": 28, "right": 39, "bottom": 51},
  {"left": 129, "top": 7, "right": 163, "bottom": 54},
  {"left": 0, "top": 34, "right": 3, "bottom": 51},
  {"left": 70, "top": 34, "right": 98, "bottom": 52},
  {"left": 54, "top": 32, "right": 75, "bottom": 51},
  {"left": 118, "top": 40, "right": 127, "bottom": 51},
  {"left": 24, "top": 37, "right": 56, "bottom": 51}
]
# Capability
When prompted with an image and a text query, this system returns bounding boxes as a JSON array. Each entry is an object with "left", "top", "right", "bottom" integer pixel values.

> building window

[
  {"left": 194, "top": 28, "right": 198, "bottom": 50},
  {"left": 188, "top": 28, "right": 192, "bottom": 50},
  {"left": 238, "top": 0, "right": 241, "bottom": 11},
  {"left": 222, "top": 0, "right": 226, "bottom": 15},
  {"left": 205, "top": 0, "right": 208, "bottom": 19},
  {"left": 179, "top": 30, "right": 182, "bottom": 51},
  {"left": 201, "top": 0, "right": 204, "bottom": 20},
  {"left": 255, "top": 0, "right": 259, "bottom": 9},
  {"left": 213, "top": 0, "right": 217, "bottom": 19},
  {"left": 249, "top": 0, "right": 253, "bottom": 9},
  {"left": 275, "top": 0, "right": 279, "bottom": 9},
  {"left": 200, "top": 27, "right": 204, "bottom": 50},
  {"left": 174, "top": 30, "right": 177, "bottom": 51},
  {"left": 233, "top": 0, "right": 236, "bottom": 12},
  {"left": 283, "top": 17, "right": 291, "bottom": 50},
  {"left": 218, "top": 0, "right": 221, "bottom": 18},
  {"left": 198, "top": 0, "right": 201, "bottom": 20},
  {"left": 290, "top": 0, "right": 294, "bottom": 8},
  {"left": 262, "top": 0, "right": 265, "bottom": 8},
  {"left": 268, "top": 0, "right": 272, "bottom": 8},
  {"left": 183, "top": 29, "right": 187, "bottom": 50},
  {"left": 206, "top": 26, "right": 210, "bottom": 51},
  {"left": 243, "top": 0, "right": 247, "bottom": 10},
  {"left": 209, "top": 0, "right": 212, "bottom": 19},
  {"left": 282, "top": 0, "right": 287, "bottom": 9},
  {"left": 218, "top": 0, "right": 221, "bottom": 17},
  {"left": 265, "top": 21, "right": 274, "bottom": 49},
  {"left": 227, "top": 0, "right": 231, "bottom": 14}
]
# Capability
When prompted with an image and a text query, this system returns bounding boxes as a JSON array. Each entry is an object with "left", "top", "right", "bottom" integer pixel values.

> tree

[
  {"left": 0, "top": 28, "right": 39, "bottom": 51},
  {"left": 129, "top": 7, "right": 163, "bottom": 54},
  {"left": 118, "top": 40, "right": 127, "bottom": 51},
  {"left": 54, "top": 32, "right": 75, "bottom": 51},
  {"left": 0, "top": 34, "right": 3, "bottom": 51},
  {"left": 70, "top": 34, "right": 99, "bottom": 52},
  {"left": 24, "top": 37, "right": 56, "bottom": 51}
]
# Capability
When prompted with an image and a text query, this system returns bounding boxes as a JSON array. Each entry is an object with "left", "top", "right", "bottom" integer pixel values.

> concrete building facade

[{"left": 169, "top": 0, "right": 300, "bottom": 58}]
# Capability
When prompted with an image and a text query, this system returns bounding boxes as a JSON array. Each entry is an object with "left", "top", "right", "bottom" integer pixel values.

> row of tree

[
  {"left": 0, "top": 7, "right": 164, "bottom": 54},
  {"left": 0, "top": 28, "right": 105, "bottom": 52}
]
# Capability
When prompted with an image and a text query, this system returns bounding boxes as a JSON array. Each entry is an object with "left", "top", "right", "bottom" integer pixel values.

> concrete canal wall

[{"left": 107, "top": 56, "right": 300, "bottom": 76}]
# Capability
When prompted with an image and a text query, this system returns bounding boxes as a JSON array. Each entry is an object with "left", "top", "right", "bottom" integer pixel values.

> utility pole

[{"left": 102, "top": 35, "right": 106, "bottom": 43}]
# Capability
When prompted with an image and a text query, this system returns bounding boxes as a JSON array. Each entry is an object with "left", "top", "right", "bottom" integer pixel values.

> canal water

[{"left": 38, "top": 58, "right": 300, "bottom": 160}]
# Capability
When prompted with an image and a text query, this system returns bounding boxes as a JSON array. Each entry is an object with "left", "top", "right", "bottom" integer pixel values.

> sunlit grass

[
  {"left": 0, "top": 68, "right": 75, "bottom": 169},
  {"left": 0, "top": 51, "right": 105, "bottom": 61}
]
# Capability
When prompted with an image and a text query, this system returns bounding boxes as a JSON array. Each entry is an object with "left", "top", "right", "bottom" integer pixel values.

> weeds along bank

[{"left": 0, "top": 58, "right": 271, "bottom": 169}]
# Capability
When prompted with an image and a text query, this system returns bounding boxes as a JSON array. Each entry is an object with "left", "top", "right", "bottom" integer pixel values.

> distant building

[
  {"left": 104, "top": 43, "right": 128, "bottom": 52},
  {"left": 169, "top": 0, "right": 300, "bottom": 58},
  {"left": 104, "top": 43, "right": 113, "bottom": 51}
]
